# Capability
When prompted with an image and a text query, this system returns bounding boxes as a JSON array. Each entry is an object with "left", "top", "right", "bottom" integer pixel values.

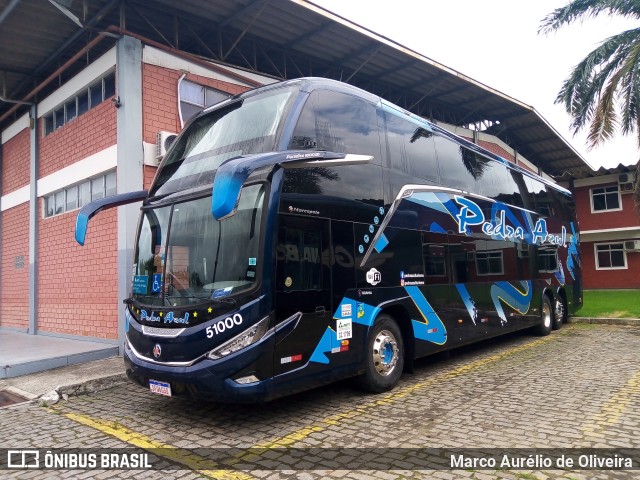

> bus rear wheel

[
  {"left": 552, "top": 295, "right": 566, "bottom": 330},
  {"left": 358, "top": 314, "right": 404, "bottom": 393},
  {"left": 536, "top": 295, "right": 553, "bottom": 336}
]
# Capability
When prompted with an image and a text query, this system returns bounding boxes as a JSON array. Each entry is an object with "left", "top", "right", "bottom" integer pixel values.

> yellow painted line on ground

[
  {"left": 53, "top": 333, "right": 558, "bottom": 474},
  {"left": 252, "top": 335, "right": 556, "bottom": 450},
  {"left": 582, "top": 370, "right": 640, "bottom": 438},
  {"left": 59, "top": 411, "right": 254, "bottom": 480}
]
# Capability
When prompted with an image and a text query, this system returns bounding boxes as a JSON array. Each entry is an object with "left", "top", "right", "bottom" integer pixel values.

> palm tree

[{"left": 539, "top": 0, "right": 640, "bottom": 203}]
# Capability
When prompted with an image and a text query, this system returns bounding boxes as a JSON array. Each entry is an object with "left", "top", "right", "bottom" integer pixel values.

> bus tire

[
  {"left": 358, "top": 314, "right": 404, "bottom": 393},
  {"left": 536, "top": 295, "right": 553, "bottom": 336},
  {"left": 552, "top": 295, "right": 565, "bottom": 330}
]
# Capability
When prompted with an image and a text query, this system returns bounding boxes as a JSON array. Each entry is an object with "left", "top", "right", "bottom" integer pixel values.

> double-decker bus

[{"left": 76, "top": 77, "right": 582, "bottom": 401}]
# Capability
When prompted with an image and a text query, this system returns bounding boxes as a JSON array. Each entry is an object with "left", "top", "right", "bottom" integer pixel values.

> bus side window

[
  {"left": 384, "top": 112, "right": 438, "bottom": 182},
  {"left": 434, "top": 138, "right": 477, "bottom": 192},
  {"left": 289, "top": 90, "right": 382, "bottom": 164},
  {"left": 421, "top": 232, "right": 448, "bottom": 285},
  {"left": 526, "top": 177, "right": 553, "bottom": 217},
  {"left": 477, "top": 161, "right": 519, "bottom": 204},
  {"left": 507, "top": 170, "right": 527, "bottom": 209},
  {"left": 548, "top": 188, "right": 572, "bottom": 221},
  {"left": 538, "top": 247, "right": 559, "bottom": 272}
]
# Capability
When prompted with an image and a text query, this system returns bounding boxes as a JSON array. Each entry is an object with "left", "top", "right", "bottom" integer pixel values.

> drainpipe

[{"left": 28, "top": 104, "right": 38, "bottom": 335}]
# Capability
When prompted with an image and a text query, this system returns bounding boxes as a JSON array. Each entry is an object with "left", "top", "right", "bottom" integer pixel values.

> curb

[
  {"left": 57, "top": 373, "right": 129, "bottom": 398},
  {"left": 569, "top": 317, "right": 640, "bottom": 326},
  {"left": 39, "top": 373, "right": 128, "bottom": 406}
]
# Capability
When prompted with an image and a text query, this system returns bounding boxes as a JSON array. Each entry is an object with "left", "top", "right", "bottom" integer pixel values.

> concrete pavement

[{"left": 1, "top": 322, "right": 639, "bottom": 479}]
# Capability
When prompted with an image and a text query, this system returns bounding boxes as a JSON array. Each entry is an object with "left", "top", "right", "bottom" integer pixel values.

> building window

[
  {"left": 595, "top": 243, "right": 627, "bottom": 270},
  {"left": 42, "top": 71, "right": 116, "bottom": 136},
  {"left": 476, "top": 251, "right": 504, "bottom": 275},
  {"left": 591, "top": 185, "right": 621, "bottom": 212},
  {"left": 179, "top": 79, "right": 230, "bottom": 124},
  {"left": 423, "top": 244, "right": 447, "bottom": 277},
  {"left": 43, "top": 171, "right": 116, "bottom": 218},
  {"left": 538, "top": 248, "right": 558, "bottom": 272}
]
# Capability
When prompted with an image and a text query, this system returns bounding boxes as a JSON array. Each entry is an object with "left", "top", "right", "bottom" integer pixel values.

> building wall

[
  {"left": 574, "top": 178, "right": 640, "bottom": 290},
  {"left": 40, "top": 101, "right": 117, "bottom": 178},
  {"left": 141, "top": 64, "right": 251, "bottom": 188},
  {"left": 36, "top": 80, "right": 119, "bottom": 338},
  {"left": 1, "top": 203, "right": 30, "bottom": 330},
  {"left": 37, "top": 203, "right": 118, "bottom": 338},
  {"left": 1, "top": 129, "right": 31, "bottom": 331},
  {"left": 580, "top": 240, "right": 640, "bottom": 289},
  {"left": 574, "top": 183, "right": 638, "bottom": 231},
  {"left": 3, "top": 129, "right": 30, "bottom": 192}
]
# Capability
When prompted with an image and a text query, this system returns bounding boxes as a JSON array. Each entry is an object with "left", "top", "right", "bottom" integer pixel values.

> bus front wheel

[
  {"left": 536, "top": 295, "right": 553, "bottom": 336},
  {"left": 358, "top": 314, "right": 404, "bottom": 393}
]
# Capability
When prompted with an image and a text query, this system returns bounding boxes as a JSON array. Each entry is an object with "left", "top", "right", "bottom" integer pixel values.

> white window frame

[
  {"left": 178, "top": 79, "right": 230, "bottom": 126},
  {"left": 42, "top": 71, "right": 115, "bottom": 136},
  {"left": 537, "top": 248, "right": 559, "bottom": 273},
  {"left": 594, "top": 242, "right": 628, "bottom": 270},
  {"left": 590, "top": 185, "right": 622, "bottom": 213},
  {"left": 42, "top": 170, "right": 116, "bottom": 219},
  {"left": 475, "top": 250, "right": 504, "bottom": 276}
]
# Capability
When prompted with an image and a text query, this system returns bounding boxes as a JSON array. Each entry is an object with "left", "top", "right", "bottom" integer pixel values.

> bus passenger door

[
  {"left": 447, "top": 233, "right": 490, "bottom": 341},
  {"left": 274, "top": 215, "right": 333, "bottom": 383}
]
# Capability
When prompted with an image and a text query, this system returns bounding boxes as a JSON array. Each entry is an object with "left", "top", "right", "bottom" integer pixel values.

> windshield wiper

[{"left": 164, "top": 295, "right": 237, "bottom": 307}]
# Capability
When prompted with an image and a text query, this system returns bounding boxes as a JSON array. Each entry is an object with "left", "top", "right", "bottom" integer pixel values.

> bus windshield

[
  {"left": 152, "top": 86, "right": 296, "bottom": 197},
  {"left": 131, "top": 183, "right": 266, "bottom": 307}
]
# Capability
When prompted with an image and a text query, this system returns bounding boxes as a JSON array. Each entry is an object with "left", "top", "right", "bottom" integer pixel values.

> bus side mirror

[
  {"left": 75, "top": 190, "right": 148, "bottom": 245},
  {"left": 211, "top": 152, "right": 372, "bottom": 220}
]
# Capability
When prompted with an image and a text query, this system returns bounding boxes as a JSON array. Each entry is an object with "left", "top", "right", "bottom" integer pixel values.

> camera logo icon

[{"left": 7, "top": 450, "right": 39, "bottom": 469}]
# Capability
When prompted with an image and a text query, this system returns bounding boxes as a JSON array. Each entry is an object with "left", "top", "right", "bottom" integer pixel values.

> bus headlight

[{"left": 207, "top": 316, "right": 269, "bottom": 360}]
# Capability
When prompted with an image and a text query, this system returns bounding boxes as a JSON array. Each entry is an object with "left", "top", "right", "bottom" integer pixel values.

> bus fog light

[
  {"left": 207, "top": 317, "right": 269, "bottom": 359},
  {"left": 235, "top": 375, "right": 260, "bottom": 384}
]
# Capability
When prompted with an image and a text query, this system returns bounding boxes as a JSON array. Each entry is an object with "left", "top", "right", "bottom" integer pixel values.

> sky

[{"left": 312, "top": 0, "right": 639, "bottom": 170}]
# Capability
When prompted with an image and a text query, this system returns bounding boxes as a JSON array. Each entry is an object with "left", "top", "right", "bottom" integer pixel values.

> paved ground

[{"left": 1, "top": 323, "right": 639, "bottom": 479}]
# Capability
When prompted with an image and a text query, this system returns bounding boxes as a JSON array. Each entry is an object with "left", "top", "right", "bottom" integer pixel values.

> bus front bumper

[{"left": 123, "top": 334, "right": 275, "bottom": 403}]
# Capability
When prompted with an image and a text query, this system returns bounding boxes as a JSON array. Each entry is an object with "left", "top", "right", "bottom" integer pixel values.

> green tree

[{"left": 540, "top": 0, "right": 640, "bottom": 204}]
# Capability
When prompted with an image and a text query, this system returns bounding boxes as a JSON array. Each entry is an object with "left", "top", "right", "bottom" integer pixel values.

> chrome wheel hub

[
  {"left": 542, "top": 300, "right": 552, "bottom": 328},
  {"left": 555, "top": 299, "right": 564, "bottom": 324},
  {"left": 372, "top": 329, "right": 399, "bottom": 376}
]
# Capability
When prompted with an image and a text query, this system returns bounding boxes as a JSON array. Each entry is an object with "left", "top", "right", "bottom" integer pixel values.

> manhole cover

[{"left": 0, "top": 390, "right": 29, "bottom": 407}]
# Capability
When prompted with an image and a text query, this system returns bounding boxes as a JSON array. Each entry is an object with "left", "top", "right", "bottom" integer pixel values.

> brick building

[
  {"left": 0, "top": 38, "right": 274, "bottom": 347},
  {"left": 570, "top": 165, "right": 640, "bottom": 289},
  {"left": 0, "top": 1, "right": 599, "bottom": 360}
]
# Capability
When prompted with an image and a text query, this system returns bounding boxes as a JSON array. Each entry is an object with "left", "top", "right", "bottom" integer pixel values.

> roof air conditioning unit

[
  {"left": 624, "top": 240, "right": 640, "bottom": 252},
  {"left": 156, "top": 131, "right": 178, "bottom": 159},
  {"left": 517, "top": 243, "right": 530, "bottom": 258},
  {"left": 618, "top": 172, "right": 637, "bottom": 193}
]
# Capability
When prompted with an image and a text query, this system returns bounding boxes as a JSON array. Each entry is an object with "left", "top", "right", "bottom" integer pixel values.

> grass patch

[{"left": 578, "top": 290, "right": 640, "bottom": 318}]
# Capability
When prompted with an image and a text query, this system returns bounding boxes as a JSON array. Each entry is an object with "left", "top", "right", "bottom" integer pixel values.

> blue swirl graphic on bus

[
  {"left": 309, "top": 327, "right": 338, "bottom": 364},
  {"left": 490, "top": 281, "right": 533, "bottom": 325},
  {"left": 566, "top": 222, "right": 580, "bottom": 280},
  {"left": 455, "top": 284, "right": 477, "bottom": 325},
  {"left": 408, "top": 191, "right": 456, "bottom": 217},
  {"left": 405, "top": 286, "right": 447, "bottom": 345},
  {"left": 490, "top": 202, "right": 528, "bottom": 242},
  {"left": 555, "top": 261, "right": 565, "bottom": 286},
  {"left": 454, "top": 196, "right": 483, "bottom": 235},
  {"left": 453, "top": 196, "right": 565, "bottom": 247},
  {"left": 430, "top": 222, "right": 447, "bottom": 234}
]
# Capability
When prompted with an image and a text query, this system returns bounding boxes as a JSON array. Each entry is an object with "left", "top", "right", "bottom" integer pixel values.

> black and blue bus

[{"left": 76, "top": 77, "right": 582, "bottom": 401}]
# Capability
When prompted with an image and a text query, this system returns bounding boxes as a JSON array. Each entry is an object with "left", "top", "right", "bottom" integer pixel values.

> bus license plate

[{"left": 149, "top": 379, "right": 172, "bottom": 397}]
